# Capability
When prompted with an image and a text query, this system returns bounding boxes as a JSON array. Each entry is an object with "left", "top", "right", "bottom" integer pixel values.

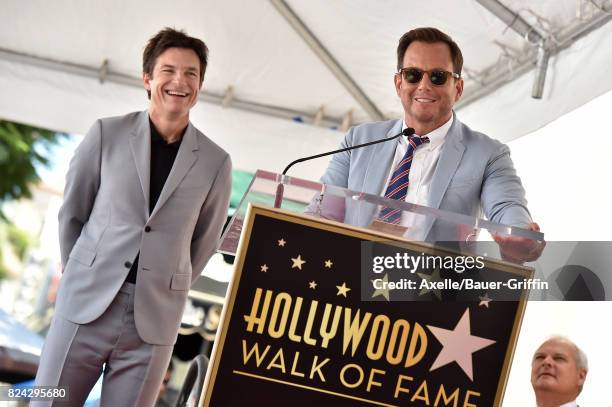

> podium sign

[{"left": 202, "top": 204, "right": 531, "bottom": 406}]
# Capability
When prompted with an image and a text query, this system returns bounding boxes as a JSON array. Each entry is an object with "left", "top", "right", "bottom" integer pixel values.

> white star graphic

[
  {"left": 427, "top": 308, "right": 496, "bottom": 380},
  {"left": 308, "top": 281, "right": 317, "bottom": 289},
  {"left": 278, "top": 238, "right": 286, "bottom": 247},
  {"left": 324, "top": 259, "right": 333, "bottom": 268},
  {"left": 260, "top": 264, "right": 269, "bottom": 273}
]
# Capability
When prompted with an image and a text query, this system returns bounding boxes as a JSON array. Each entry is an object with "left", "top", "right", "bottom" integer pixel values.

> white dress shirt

[
  {"left": 537, "top": 401, "right": 579, "bottom": 407},
  {"left": 380, "top": 115, "right": 453, "bottom": 238}
]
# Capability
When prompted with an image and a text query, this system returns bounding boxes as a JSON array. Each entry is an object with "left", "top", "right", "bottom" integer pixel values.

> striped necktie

[{"left": 378, "top": 135, "right": 429, "bottom": 224}]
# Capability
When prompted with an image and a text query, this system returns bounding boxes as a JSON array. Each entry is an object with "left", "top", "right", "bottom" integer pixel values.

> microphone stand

[{"left": 274, "top": 127, "right": 415, "bottom": 208}]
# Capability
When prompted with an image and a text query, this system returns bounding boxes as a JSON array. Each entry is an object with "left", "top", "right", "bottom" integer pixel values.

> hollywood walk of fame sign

[{"left": 202, "top": 204, "right": 532, "bottom": 407}]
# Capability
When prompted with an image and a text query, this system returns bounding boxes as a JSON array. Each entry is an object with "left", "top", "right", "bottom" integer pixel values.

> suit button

[
  {"left": 144, "top": 226, "right": 151, "bottom": 233},
  {"left": 124, "top": 261, "right": 132, "bottom": 268}
]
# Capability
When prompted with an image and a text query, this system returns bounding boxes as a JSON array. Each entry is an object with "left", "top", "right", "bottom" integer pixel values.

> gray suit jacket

[
  {"left": 319, "top": 114, "right": 531, "bottom": 240},
  {"left": 56, "top": 111, "right": 232, "bottom": 345}
]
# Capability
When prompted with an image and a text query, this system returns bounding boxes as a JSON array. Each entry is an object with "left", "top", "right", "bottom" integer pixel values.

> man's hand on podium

[{"left": 493, "top": 223, "right": 546, "bottom": 264}]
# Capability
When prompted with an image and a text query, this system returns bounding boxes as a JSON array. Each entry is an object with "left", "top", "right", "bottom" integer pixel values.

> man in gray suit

[
  {"left": 33, "top": 28, "right": 232, "bottom": 406},
  {"left": 319, "top": 27, "right": 542, "bottom": 262}
]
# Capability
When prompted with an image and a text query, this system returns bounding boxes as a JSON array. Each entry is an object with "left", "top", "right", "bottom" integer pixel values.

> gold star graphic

[
  {"left": 479, "top": 293, "right": 492, "bottom": 308},
  {"left": 260, "top": 264, "right": 269, "bottom": 273},
  {"left": 371, "top": 273, "right": 390, "bottom": 301},
  {"left": 417, "top": 267, "right": 443, "bottom": 300},
  {"left": 324, "top": 259, "right": 333, "bottom": 268},
  {"left": 291, "top": 255, "right": 306, "bottom": 270},
  {"left": 277, "top": 238, "right": 286, "bottom": 247},
  {"left": 336, "top": 282, "right": 351, "bottom": 297},
  {"left": 309, "top": 281, "right": 317, "bottom": 289}
]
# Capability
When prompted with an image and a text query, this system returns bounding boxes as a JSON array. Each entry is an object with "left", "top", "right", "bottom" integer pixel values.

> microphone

[{"left": 274, "top": 127, "right": 416, "bottom": 208}]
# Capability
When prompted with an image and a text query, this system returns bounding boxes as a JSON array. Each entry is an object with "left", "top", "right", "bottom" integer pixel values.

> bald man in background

[{"left": 531, "top": 336, "right": 588, "bottom": 407}]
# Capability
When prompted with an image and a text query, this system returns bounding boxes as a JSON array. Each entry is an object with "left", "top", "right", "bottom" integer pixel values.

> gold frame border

[{"left": 201, "top": 203, "right": 532, "bottom": 407}]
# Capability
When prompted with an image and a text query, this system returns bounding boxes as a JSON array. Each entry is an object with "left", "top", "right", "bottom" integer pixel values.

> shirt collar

[
  {"left": 559, "top": 401, "right": 577, "bottom": 407},
  {"left": 401, "top": 115, "right": 453, "bottom": 151}
]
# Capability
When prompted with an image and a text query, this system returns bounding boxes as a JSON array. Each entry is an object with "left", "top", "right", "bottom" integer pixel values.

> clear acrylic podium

[
  {"left": 204, "top": 170, "right": 545, "bottom": 407},
  {"left": 219, "top": 169, "right": 544, "bottom": 263}
]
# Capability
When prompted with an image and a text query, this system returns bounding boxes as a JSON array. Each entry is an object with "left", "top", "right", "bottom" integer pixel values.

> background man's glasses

[{"left": 397, "top": 67, "right": 461, "bottom": 86}]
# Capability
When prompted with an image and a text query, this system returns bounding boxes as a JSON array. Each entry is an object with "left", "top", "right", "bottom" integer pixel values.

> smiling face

[
  {"left": 531, "top": 338, "right": 587, "bottom": 402},
  {"left": 394, "top": 41, "right": 463, "bottom": 135},
  {"left": 143, "top": 47, "right": 202, "bottom": 120}
]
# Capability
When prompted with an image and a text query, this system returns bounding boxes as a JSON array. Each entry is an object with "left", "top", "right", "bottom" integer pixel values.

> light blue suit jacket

[{"left": 319, "top": 114, "right": 531, "bottom": 240}]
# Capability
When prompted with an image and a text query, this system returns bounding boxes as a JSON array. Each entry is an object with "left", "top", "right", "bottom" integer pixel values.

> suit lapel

[
  {"left": 428, "top": 115, "right": 465, "bottom": 210},
  {"left": 129, "top": 111, "right": 151, "bottom": 220},
  {"left": 362, "top": 120, "right": 403, "bottom": 195},
  {"left": 423, "top": 114, "right": 465, "bottom": 238},
  {"left": 357, "top": 119, "right": 402, "bottom": 224},
  {"left": 149, "top": 122, "right": 198, "bottom": 219}
]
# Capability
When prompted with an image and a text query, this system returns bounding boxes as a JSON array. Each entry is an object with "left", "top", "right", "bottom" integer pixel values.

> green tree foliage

[
  {"left": 7, "top": 223, "right": 32, "bottom": 261},
  {"left": 0, "top": 222, "right": 32, "bottom": 279},
  {"left": 0, "top": 248, "right": 6, "bottom": 279},
  {"left": 0, "top": 120, "right": 66, "bottom": 217},
  {"left": 0, "top": 120, "right": 65, "bottom": 278}
]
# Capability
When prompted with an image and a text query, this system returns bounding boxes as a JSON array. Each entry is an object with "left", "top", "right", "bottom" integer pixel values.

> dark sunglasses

[{"left": 397, "top": 67, "right": 460, "bottom": 86}]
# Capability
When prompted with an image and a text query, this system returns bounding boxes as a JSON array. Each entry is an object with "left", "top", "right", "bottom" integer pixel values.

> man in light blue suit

[{"left": 319, "top": 27, "right": 542, "bottom": 261}]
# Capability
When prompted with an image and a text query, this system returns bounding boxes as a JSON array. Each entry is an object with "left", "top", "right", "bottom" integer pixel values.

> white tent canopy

[
  {"left": 2, "top": 2, "right": 612, "bottom": 405},
  {"left": 2, "top": 0, "right": 612, "bottom": 177}
]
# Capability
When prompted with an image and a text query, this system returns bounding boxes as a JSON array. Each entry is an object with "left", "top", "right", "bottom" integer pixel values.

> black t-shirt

[{"left": 125, "top": 119, "right": 183, "bottom": 284}]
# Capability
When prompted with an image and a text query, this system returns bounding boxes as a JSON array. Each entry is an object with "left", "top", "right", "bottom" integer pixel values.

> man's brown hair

[
  {"left": 143, "top": 27, "right": 209, "bottom": 98},
  {"left": 396, "top": 27, "right": 463, "bottom": 74}
]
